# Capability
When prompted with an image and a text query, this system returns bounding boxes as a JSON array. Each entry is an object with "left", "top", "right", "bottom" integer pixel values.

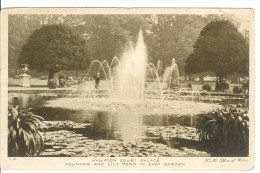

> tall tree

[
  {"left": 8, "top": 14, "right": 66, "bottom": 76},
  {"left": 145, "top": 15, "right": 213, "bottom": 75},
  {"left": 18, "top": 24, "right": 89, "bottom": 81},
  {"left": 9, "top": 15, "right": 41, "bottom": 75},
  {"left": 77, "top": 15, "right": 150, "bottom": 63},
  {"left": 185, "top": 20, "right": 249, "bottom": 81}
]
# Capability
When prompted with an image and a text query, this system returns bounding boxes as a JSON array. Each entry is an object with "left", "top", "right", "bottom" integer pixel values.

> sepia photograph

[{"left": 0, "top": 8, "right": 255, "bottom": 170}]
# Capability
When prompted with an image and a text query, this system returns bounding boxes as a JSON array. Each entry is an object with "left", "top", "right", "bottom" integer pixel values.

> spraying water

[
  {"left": 47, "top": 30, "right": 216, "bottom": 116},
  {"left": 162, "top": 58, "right": 179, "bottom": 88},
  {"left": 83, "top": 30, "right": 182, "bottom": 100},
  {"left": 117, "top": 30, "right": 147, "bottom": 99}
]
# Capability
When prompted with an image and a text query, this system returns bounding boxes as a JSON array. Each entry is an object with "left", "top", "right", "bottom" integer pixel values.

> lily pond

[{"left": 8, "top": 93, "right": 248, "bottom": 157}]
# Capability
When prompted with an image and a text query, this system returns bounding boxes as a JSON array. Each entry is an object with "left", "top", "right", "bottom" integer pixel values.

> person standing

[
  {"left": 215, "top": 77, "right": 219, "bottom": 91},
  {"left": 94, "top": 72, "right": 100, "bottom": 89}
]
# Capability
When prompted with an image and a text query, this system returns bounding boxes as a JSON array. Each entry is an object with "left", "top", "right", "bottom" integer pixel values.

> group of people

[
  {"left": 215, "top": 77, "right": 249, "bottom": 94},
  {"left": 215, "top": 78, "right": 230, "bottom": 92},
  {"left": 48, "top": 78, "right": 67, "bottom": 89},
  {"left": 48, "top": 72, "right": 101, "bottom": 89}
]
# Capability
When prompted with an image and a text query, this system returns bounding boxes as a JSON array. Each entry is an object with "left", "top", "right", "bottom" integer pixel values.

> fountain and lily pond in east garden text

[{"left": 8, "top": 31, "right": 249, "bottom": 157}]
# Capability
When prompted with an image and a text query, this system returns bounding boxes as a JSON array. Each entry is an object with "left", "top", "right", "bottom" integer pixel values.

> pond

[{"left": 8, "top": 93, "right": 248, "bottom": 157}]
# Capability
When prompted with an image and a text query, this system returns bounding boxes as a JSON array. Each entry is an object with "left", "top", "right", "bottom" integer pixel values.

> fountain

[
  {"left": 45, "top": 30, "right": 219, "bottom": 116},
  {"left": 117, "top": 31, "right": 147, "bottom": 99},
  {"left": 162, "top": 58, "right": 179, "bottom": 89},
  {"left": 57, "top": 29, "right": 216, "bottom": 105},
  {"left": 10, "top": 30, "right": 240, "bottom": 158},
  {"left": 83, "top": 31, "right": 179, "bottom": 100}
]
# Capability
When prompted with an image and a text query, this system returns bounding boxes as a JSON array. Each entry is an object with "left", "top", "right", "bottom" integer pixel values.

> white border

[{"left": 1, "top": 1, "right": 259, "bottom": 173}]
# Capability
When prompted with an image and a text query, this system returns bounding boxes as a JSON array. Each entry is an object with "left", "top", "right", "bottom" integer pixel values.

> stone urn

[{"left": 19, "top": 64, "right": 31, "bottom": 87}]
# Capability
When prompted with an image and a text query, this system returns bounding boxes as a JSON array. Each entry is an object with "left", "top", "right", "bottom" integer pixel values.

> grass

[
  {"left": 9, "top": 78, "right": 242, "bottom": 92},
  {"left": 9, "top": 78, "right": 48, "bottom": 86}
]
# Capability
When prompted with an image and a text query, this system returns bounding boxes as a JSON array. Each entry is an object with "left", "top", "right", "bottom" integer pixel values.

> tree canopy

[
  {"left": 10, "top": 14, "right": 248, "bottom": 78},
  {"left": 185, "top": 20, "right": 249, "bottom": 79},
  {"left": 77, "top": 15, "right": 149, "bottom": 63},
  {"left": 18, "top": 24, "right": 89, "bottom": 79},
  {"left": 145, "top": 15, "right": 214, "bottom": 75}
]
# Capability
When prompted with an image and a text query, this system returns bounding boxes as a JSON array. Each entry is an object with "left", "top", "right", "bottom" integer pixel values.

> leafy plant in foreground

[
  {"left": 196, "top": 104, "right": 249, "bottom": 156},
  {"left": 8, "top": 104, "right": 45, "bottom": 157}
]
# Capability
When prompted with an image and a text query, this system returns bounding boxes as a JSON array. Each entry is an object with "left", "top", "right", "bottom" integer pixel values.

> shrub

[
  {"left": 202, "top": 84, "right": 211, "bottom": 91},
  {"left": 196, "top": 105, "right": 249, "bottom": 156},
  {"left": 242, "top": 78, "right": 249, "bottom": 93},
  {"left": 187, "top": 83, "right": 192, "bottom": 89},
  {"left": 233, "top": 85, "right": 243, "bottom": 94},
  {"left": 8, "top": 104, "right": 45, "bottom": 157}
]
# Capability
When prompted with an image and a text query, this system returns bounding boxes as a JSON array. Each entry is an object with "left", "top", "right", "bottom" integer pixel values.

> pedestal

[{"left": 19, "top": 73, "right": 31, "bottom": 87}]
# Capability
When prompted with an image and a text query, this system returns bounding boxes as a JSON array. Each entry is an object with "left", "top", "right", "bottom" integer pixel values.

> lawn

[
  {"left": 9, "top": 78, "right": 48, "bottom": 86},
  {"left": 8, "top": 78, "right": 241, "bottom": 94}
]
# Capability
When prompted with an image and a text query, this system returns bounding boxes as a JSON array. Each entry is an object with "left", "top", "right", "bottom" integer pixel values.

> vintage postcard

[{"left": 0, "top": 8, "right": 255, "bottom": 171}]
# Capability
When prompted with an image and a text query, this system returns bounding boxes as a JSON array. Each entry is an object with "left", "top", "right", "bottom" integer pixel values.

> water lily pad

[{"left": 44, "top": 149, "right": 56, "bottom": 152}]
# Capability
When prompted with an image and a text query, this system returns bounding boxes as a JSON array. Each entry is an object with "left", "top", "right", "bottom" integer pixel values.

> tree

[
  {"left": 9, "top": 15, "right": 64, "bottom": 77},
  {"left": 77, "top": 15, "right": 149, "bottom": 63},
  {"left": 18, "top": 24, "right": 89, "bottom": 81},
  {"left": 185, "top": 20, "right": 249, "bottom": 81},
  {"left": 9, "top": 15, "right": 42, "bottom": 76},
  {"left": 145, "top": 15, "right": 214, "bottom": 76}
]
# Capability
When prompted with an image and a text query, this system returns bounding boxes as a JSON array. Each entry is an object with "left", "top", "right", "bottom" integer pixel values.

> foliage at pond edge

[
  {"left": 196, "top": 104, "right": 249, "bottom": 157},
  {"left": 8, "top": 104, "right": 45, "bottom": 157}
]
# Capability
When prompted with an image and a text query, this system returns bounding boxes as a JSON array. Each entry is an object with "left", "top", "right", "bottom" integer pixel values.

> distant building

[
  {"left": 194, "top": 76, "right": 200, "bottom": 82},
  {"left": 180, "top": 75, "right": 217, "bottom": 82},
  {"left": 179, "top": 76, "right": 185, "bottom": 81},
  {"left": 203, "top": 75, "right": 217, "bottom": 82}
]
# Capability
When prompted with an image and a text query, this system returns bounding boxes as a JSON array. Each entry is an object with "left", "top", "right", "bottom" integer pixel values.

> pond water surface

[{"left": 8, "top": 93, "right": 248, "bottom": 157}]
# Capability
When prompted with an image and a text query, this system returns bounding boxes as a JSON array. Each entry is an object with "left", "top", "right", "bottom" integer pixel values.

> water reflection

[
  {"left": 112, "top": 112, "right": 144, "bottom": 143},
  {"left": 9, "top": 94, "right": 56, "bottom": 109},
  {"left": 8, "top": 94, "right": 195, "bottom": 143},
  {"left": 142, "top": 115, "right": 193, "bottom": 127},
  {"left": 8, "top": 93, "right": 248, "bottom": 155}
]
